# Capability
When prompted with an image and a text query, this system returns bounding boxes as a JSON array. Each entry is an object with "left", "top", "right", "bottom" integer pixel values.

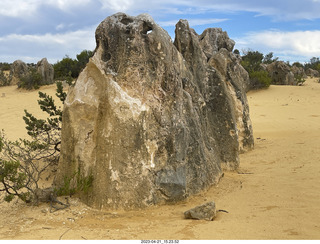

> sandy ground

[{"left": 0, "top": 78, "right": 319, "bottom": 240}]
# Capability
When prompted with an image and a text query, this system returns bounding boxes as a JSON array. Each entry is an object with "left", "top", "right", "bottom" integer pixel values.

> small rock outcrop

[
  {"left": 266, "top": 61, "right": 296, "bottom": 85},
  {"left": 184, "top": 201, "right": 217, "bottom": 221},
  {"left": 291, "top": 65, "right": 307, "bottom": 79},
  {"left": 306, "top": 68, "right": 319, "bottom": 77},
  {"left": 55, "top": 13, "right": 254, "bottom": 210},
  {"left": 36, "top": 58, "right": 54, "bottom": 85}
]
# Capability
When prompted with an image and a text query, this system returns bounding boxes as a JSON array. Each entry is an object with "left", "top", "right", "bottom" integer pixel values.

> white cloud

[
  {"left": 0, "top": 0, "right": 39, "bottom": 17},
  {"left": 173, "top": 0, "right": 320, "bottom": 21},
  {"left": 56, "top": 24, "right": 66, "bottom": 31},
  {"left": 159, "top": 18, "right": 228, "bottom": 27},
  {"left": 0, "top": 0, "right": 91, "bottom": 18},
  {"left": 0, "top": 27, "right": 96, "bottom": 63},
  {"left": 2, "top": 0, "right": 320, "bottom": 21},
  {"left": 235, "top": 30, "right": 320, "bottom": 62},
  {"left": 99, "top": 0, "right": 134, "bottom": 12},
  {"left": 1, "top": 0, "right": 320, "bottom": 64},
  {"left": 47, "top": 0, "right": 91, "bottom": 10}
]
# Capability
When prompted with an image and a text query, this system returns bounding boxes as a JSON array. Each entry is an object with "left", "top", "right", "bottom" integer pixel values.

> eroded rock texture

[
  {"left": 266, "top": 61, "right": 296, "bottom": 85},
  {"left": 56, "top": 13, "right": 254, "bottom": 210},
  {"left": 36, "top": 58, "right": 54, "bottom": 85},
  {"left": 11, "top": 60, "right": 29, "bottom": 85},
  {"left": 306, "top": 68, "right": 319, "bottom": 77},
  {"left": 12, "top": 60, "right": 28, "bottom": 78}
]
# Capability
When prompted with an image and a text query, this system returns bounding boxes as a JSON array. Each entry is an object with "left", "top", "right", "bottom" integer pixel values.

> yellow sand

[
  {"left": 0, "top": 84, "right": 62, "bottom": 140},
  {"left": 0, "top": 78, "right": 319, "bottom": 240}
]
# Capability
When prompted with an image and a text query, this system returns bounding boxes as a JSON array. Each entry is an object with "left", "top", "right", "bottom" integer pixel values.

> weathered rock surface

[
  {"left": 36, "top": 58, "right": 54, "bottom": 85},
  {"left": 291, "top": 65, "right": 307, "bottom": 79},
  {"left": 266, "top": 61, "right": 296, "bottom": 85},
  {"left": 198, "top": 28, "right": 235, "bottom": 60},
  {"left": 55, "top": 13, "right": 254, "bottom": 210},
  {"left": 306, "top": 68, "right": 319, "bottom": 77},
  {"left": 11, "top": 60, "right": 29, "bottom": 85},
  {"left": 12, "top": 60, "right": 29, "bottom": 78},
  {"left": 184, "top": 201, "right": 217, "bottom": 221}
]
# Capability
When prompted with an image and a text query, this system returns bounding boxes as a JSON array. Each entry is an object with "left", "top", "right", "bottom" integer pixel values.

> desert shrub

[
  {"left": 0, "top": 63, "right": 11, "bottom": 71},
  {"left": 0, "top": 81, "right": 68, "bottom": 202},
  {"left": 241, "top": 50, "right": 264, "bottom": 72},
  {"left": 18, "top": 68, "right": 42, "bottom": 90},
  {"left": 53, "top": 50, "right": 93, "bottom": 80},
  {"left": 294, "top": 74, "right": 306, "bottom": 86},
  {"left": 249, "top": 70, "right": 272, "bottom": 89},
  {"left": 0, "top": 70, "right": 12, "bottom": 86},
  {"left": 53, "top": 56, "right": 78, "bottom": 80},
  {"left": 55, "top": 169, "right": 93, "bottom": 196},
  {"left": 292, "top": 62, "right": 304, "bottom": 68},
  {"left": 304, "top": 57, "right": 320, "bottom": 73},
  {"left": 241, "top": 50, "right": 273, "bottom": 89},
  {"left": 0, "top": 130, "right": 56, "bottom": 202}
]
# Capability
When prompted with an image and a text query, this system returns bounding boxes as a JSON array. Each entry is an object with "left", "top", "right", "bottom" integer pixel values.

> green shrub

[
  {"left": 0, "top": 158, "right": 31, "bottom": 203},
  {"left": 53, "top": 56, "right": 78, "bottom": 80},
  {"left": 0, "top": 63, "right": 11, "bottom": 71},
  {"left": 241, "top": 50, "right": 276, "bottom": 89},
  {"left": 294, "top": 74, "right": 306, "bottom": 86},
  {"left": 0, "top": 81, "right": 71, "bottom": 203},
  {"left": 262, "top": 52, "right": 278, "bottom": 64},
  {"left": 18, "top": 68, "right": 42, "bottom": 90},
  {"left": 53, "top": 50, "right": 93, "bottom": 80},
  {"left": 249, "top": 70, "right": 272, "bottom": 89},
  {"left": 0, "top": 70, "right": 12, "bottom": 86},
  {"left": 241, "top": 50, "right": 264, "bottom": 72},
  {"left": 55, "top": 169, "right": 93, "bottom": 196}
]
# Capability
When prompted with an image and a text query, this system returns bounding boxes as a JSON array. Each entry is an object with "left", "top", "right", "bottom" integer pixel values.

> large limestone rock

[
  {"left": 12, "top": 60, "right": 28, "bottom": 77},
  {"left": 267, "top": 61, "right": 296, "bottom": 85},
  {"left": 55, "top": 13, "right": 254, "bottom": 210},
  {"left": 11, "top": 60, "right": 29, "bottom": 85},
  {"left": 36, "top": 58, "right": 54, "bottom": 85}
]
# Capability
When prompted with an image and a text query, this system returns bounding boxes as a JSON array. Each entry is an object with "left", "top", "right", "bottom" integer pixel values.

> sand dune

[{"left": 0, "top": 78, "right": 319, "bottom": 240}]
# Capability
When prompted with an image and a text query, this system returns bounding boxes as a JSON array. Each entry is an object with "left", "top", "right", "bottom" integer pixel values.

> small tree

[
  {"left": 53, "top": 50, "right": 93, "bottom": 80},
  {"left": 76, "top": 50, "right": 94, "bottom": 73},
  {"left": 241, "top": 50, "right": 272, "bottom": 89},
  {"left": 292, "top": 62, "right": 304, "bottom": 68},
  {"left": 53, "top": 56, "right": 78, "bottom": 80},
  {"left": 263, "top": 52, "right": 278, "bottom": 64},
  {"left": 233, "top": 49, "right": 240, "bottom": 55},
  {"left": 0, "top": 81, "right": 69, "bottom": 202},
  {"left": 241, "top": 50, "right": 264, "bottom": 72}
]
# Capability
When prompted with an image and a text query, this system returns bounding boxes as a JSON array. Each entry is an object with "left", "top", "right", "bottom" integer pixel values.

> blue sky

[{"left": 1, "top": 0, "right": 320, "bottom": 64}]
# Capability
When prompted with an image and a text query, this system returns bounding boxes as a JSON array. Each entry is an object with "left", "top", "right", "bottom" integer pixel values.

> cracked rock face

[{"left": 55, "top": 13, "right": 254, "bottom": 210}]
